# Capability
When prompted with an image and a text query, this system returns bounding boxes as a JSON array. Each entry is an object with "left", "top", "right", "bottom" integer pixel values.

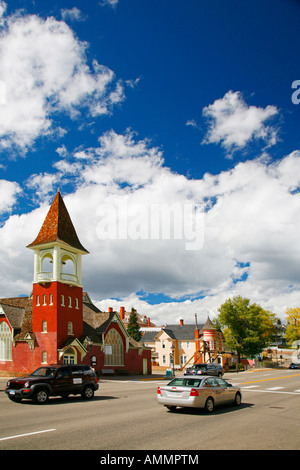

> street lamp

[
  {"left": 86, "top": 336, "right": 93, "bottom": 366},
  {"left": 171, "top": 343, "right": 175, "bottom": 377}
]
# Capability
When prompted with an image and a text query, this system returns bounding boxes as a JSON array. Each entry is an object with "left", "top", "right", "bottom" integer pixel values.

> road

[{"left": 0, "top": 368, "right": 299, "bottom": 452}]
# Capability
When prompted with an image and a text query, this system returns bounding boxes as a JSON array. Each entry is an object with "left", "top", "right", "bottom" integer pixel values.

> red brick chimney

[
  {"left": 108, "top": 307, "right": 113, "bottom": 313},
  {"left": 148, "top": 317, "right": 150, "bottom": 327},
  {"left": 120, "top": 306, "right": 125, "bottom": 320},
  {"left": 180, "top": 319, "right": 184, "bottom": 326}
]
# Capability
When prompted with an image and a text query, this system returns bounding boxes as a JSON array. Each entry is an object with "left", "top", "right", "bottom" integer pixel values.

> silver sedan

[{"left": 157, "top": 375, "right": 242, "bottom": 413}]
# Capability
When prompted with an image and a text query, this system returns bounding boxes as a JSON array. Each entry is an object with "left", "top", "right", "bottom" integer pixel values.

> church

[{"left": 0, "top": 191, "right": 151, "bottom": 377}]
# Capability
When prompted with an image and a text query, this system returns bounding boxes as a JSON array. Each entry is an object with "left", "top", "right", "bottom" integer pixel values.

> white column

[{"left": 52, "top": 245, "right": 61, "bottom": 281}]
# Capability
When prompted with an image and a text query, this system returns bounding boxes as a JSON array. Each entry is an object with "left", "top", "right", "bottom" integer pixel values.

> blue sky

[{"left": 0, "top": 0, "right": 300, "bottom": 324}]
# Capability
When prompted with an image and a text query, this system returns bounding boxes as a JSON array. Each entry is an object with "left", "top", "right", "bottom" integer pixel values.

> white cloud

[
  {"left": 202, "top": 91, "right": 279, "bottom": 155},
  {"left": 0, "top": 179, "right": 21, "bottom": 214},
  {"left": 26, "top": 173, "right": 60, "bottom": 203},
  {"left": 1, "top": 130, "right": 300, "bottom": 323},
  {"left": 60, "top": 7, "right": 86, "bottom": 22},
  {"left": 99, "top": 0, "right": 119, "bottom": 9},
  {"left": 0, "top": 10, "right": 125, "bottom": 155},
  {"left": 0, "top": 1, "right": 6, "bottom": 19}
]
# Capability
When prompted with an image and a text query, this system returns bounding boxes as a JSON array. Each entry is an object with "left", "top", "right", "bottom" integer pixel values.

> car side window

[
  {"left": 58, "top": 367, "right": 71, "bottom": 378},
  {"left": 204, "top": 378, "right": 217, "bottom": 387},
  {"left": 215, "top": 377, "right": 227, "bottom": 387}
]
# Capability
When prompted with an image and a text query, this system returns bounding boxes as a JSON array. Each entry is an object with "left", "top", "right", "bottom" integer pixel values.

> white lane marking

[
  {"left": 241, "top": 385, "right": 260, "bottom": 389},
  {"left": 241, "top": 389, "right": 300, "bottom": 395},
  {"left": 0, "top": 429, "right": 56, "bottom": 442},
  {"left": 266, "top": 387, "right": 285, "bottom": 391}
]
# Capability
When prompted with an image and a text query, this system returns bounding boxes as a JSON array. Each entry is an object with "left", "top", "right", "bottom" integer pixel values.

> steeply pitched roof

[
  {"left": 202, "top": 316, "right": 215, "bottom": 330},
  {"left": 0, "top": 297, "right": 33, "bottom": 339},
  {"left": 0, "top": 302, "right": 25, "bottom": 330},
  {"left": 27, "top": 191, "right": 88, "bottom": 253},
  {"left": 163, "top": 323, "right": 204, "bottom": 340}
]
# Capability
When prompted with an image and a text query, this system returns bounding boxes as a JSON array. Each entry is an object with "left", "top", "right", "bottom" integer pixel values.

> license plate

[{"left": 9, "top": 390, "right": 15, "bottom": 395}]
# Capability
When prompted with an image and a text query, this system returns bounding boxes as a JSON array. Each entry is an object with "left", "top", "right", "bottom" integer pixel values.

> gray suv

[{"left": 184, "top": 363, "right": 224, "bottom": 377}]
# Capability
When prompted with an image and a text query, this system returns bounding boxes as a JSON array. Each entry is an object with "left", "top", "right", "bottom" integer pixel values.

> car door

[
  {"left": 53, "top": 367, "right": 73, "bottom": 395},
  {"left": 70, "top": 366, "right": 85, "bottom": 392},
  {"left": 215, "top": 377, "right": 233, "bottom": 403},
  {"left": 202, "top": 377, "right": 223, "bottom": 404}
]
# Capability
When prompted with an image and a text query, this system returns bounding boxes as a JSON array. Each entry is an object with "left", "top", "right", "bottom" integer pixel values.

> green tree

[
  {"left": 127, "top": 307, "right": 142, "bottom": 342},
  {"left": 217, "top": 296, "right": 277, "bottom": 369},
  {"left": 285, "top": 307, "right": 300, "bottom": 347}
]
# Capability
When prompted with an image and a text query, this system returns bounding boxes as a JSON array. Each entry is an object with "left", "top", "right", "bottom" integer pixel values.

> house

[
  {"left": 0, "top": 191, "right": 151, "bottom": 377},
  {"left": 141, "top": 316, "right": 226, "bottom": 371}
]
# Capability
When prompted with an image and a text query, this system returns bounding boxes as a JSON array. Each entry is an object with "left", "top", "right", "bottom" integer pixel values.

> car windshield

[
  {"left": 168, "top": 378, "right": 202, "bottom": 387},
  {"left": 192, "top": 364, "right": 206, "bottom": 369},
  {"left": 30, "top": 367, "right": 57, "bottom": 377}
]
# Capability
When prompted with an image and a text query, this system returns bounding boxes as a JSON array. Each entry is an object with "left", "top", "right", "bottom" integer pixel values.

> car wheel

[
  {"left": 33, "top": 388, "right": 49, "bottom": 404},
  {"left": 234, "top": 392, "right": 242, "bottom": 406},
  {"left": 81, "top": 385, "right": 94, "bottom": 400},
  {"left": 205, "top": 397, "right": 214, "bottom": 413}
]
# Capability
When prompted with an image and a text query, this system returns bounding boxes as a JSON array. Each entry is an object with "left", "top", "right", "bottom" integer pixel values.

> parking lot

[{"left": 0, "top": 368, "right": 299, "bottom": 451}]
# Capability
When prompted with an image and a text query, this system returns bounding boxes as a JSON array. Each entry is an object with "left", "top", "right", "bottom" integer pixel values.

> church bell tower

[{"left": 27, "top": 191, "right": 89, "bottom": 362}]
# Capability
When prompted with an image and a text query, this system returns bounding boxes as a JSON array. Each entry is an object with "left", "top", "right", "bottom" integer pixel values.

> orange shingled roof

[{"left": 27, "top": 191, "right": 89, "bottom": 253}]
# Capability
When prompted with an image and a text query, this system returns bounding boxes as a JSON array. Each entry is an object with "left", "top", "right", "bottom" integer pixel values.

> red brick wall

[{"left": 32, "top": 281, "right": 83, "bottom": 347}]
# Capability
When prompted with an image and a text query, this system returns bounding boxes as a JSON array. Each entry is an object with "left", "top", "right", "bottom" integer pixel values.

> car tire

[
  {"left": 205, "top": 397, "right": 214, "bottom": 413},
  {"left": 33, "top": 388, "right": 49, "bottom": 404},
  {"left": 81, "top": 385, "right": 94, "bottom": 400},
  {"left": 234, "top": 392, "right": 242, "bottom": 406}
]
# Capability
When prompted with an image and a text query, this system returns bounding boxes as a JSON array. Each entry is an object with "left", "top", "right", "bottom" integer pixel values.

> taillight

[
  {"left": 157, "top": 386, "right": 161, "bottom": 394},
  {"left": 190, "top": 388, "right": 199, "bottom": 397},
  {"left": 95, "top": 377, "right": 99, "bottom": 383}
]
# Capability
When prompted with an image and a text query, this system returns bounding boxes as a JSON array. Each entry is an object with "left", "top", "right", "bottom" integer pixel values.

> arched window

[
  {"left": 42, "top": 350, "right": 47, "bottom": 363},
  {"left": 104, "top": 328, "right": 124, "bottom": 366},
  {"left": 68, "top": 322, "right": 73, "bottom": 335},
  {"left": 61, "top": 254, "right": 77, "bottom": 283},
  {"left": 42, "top": 320, "right": 47, "bottom": 332},
  {"left": 41, "top": 254, "right": 53, "bottom": 277},
  {"left": 0, "top": 322, "right": 12, "bottom": 361},
  {"left": 61, "top": 255, "right": 75, "bottom": 275}
]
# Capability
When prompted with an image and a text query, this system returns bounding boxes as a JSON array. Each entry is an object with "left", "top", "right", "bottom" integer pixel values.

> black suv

[
  {"left": 5, "top": 364, "right": 99, "bottom": 404},
  {"left": 184, "top": 363, "right": 224, "bottom": 377}
]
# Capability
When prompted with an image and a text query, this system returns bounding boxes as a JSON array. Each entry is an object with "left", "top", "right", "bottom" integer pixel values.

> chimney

[
  {"left": 120, "top": 306, "right": 125, "bottom": 320},
  {"left": 148, "top": 317, "right": 151, "bottom": 327},
  {"left": 180, "top": 319, "right": 184, "bottom": 326},
  {"left": 195, "top": 313, "right": 200, "bottom": 340},
  {"left": 108, "top": 307, "right": 113, "bottom": 313}
]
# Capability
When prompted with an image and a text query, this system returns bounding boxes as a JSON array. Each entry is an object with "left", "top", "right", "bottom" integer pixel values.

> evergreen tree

[{"left": 127, "top": 307, "right": 142, "bottom": 342}]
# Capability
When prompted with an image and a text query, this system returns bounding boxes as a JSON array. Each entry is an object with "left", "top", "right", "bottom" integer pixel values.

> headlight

[{"left": 24, "top": 381, "right": 30, "bottom": 388}]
